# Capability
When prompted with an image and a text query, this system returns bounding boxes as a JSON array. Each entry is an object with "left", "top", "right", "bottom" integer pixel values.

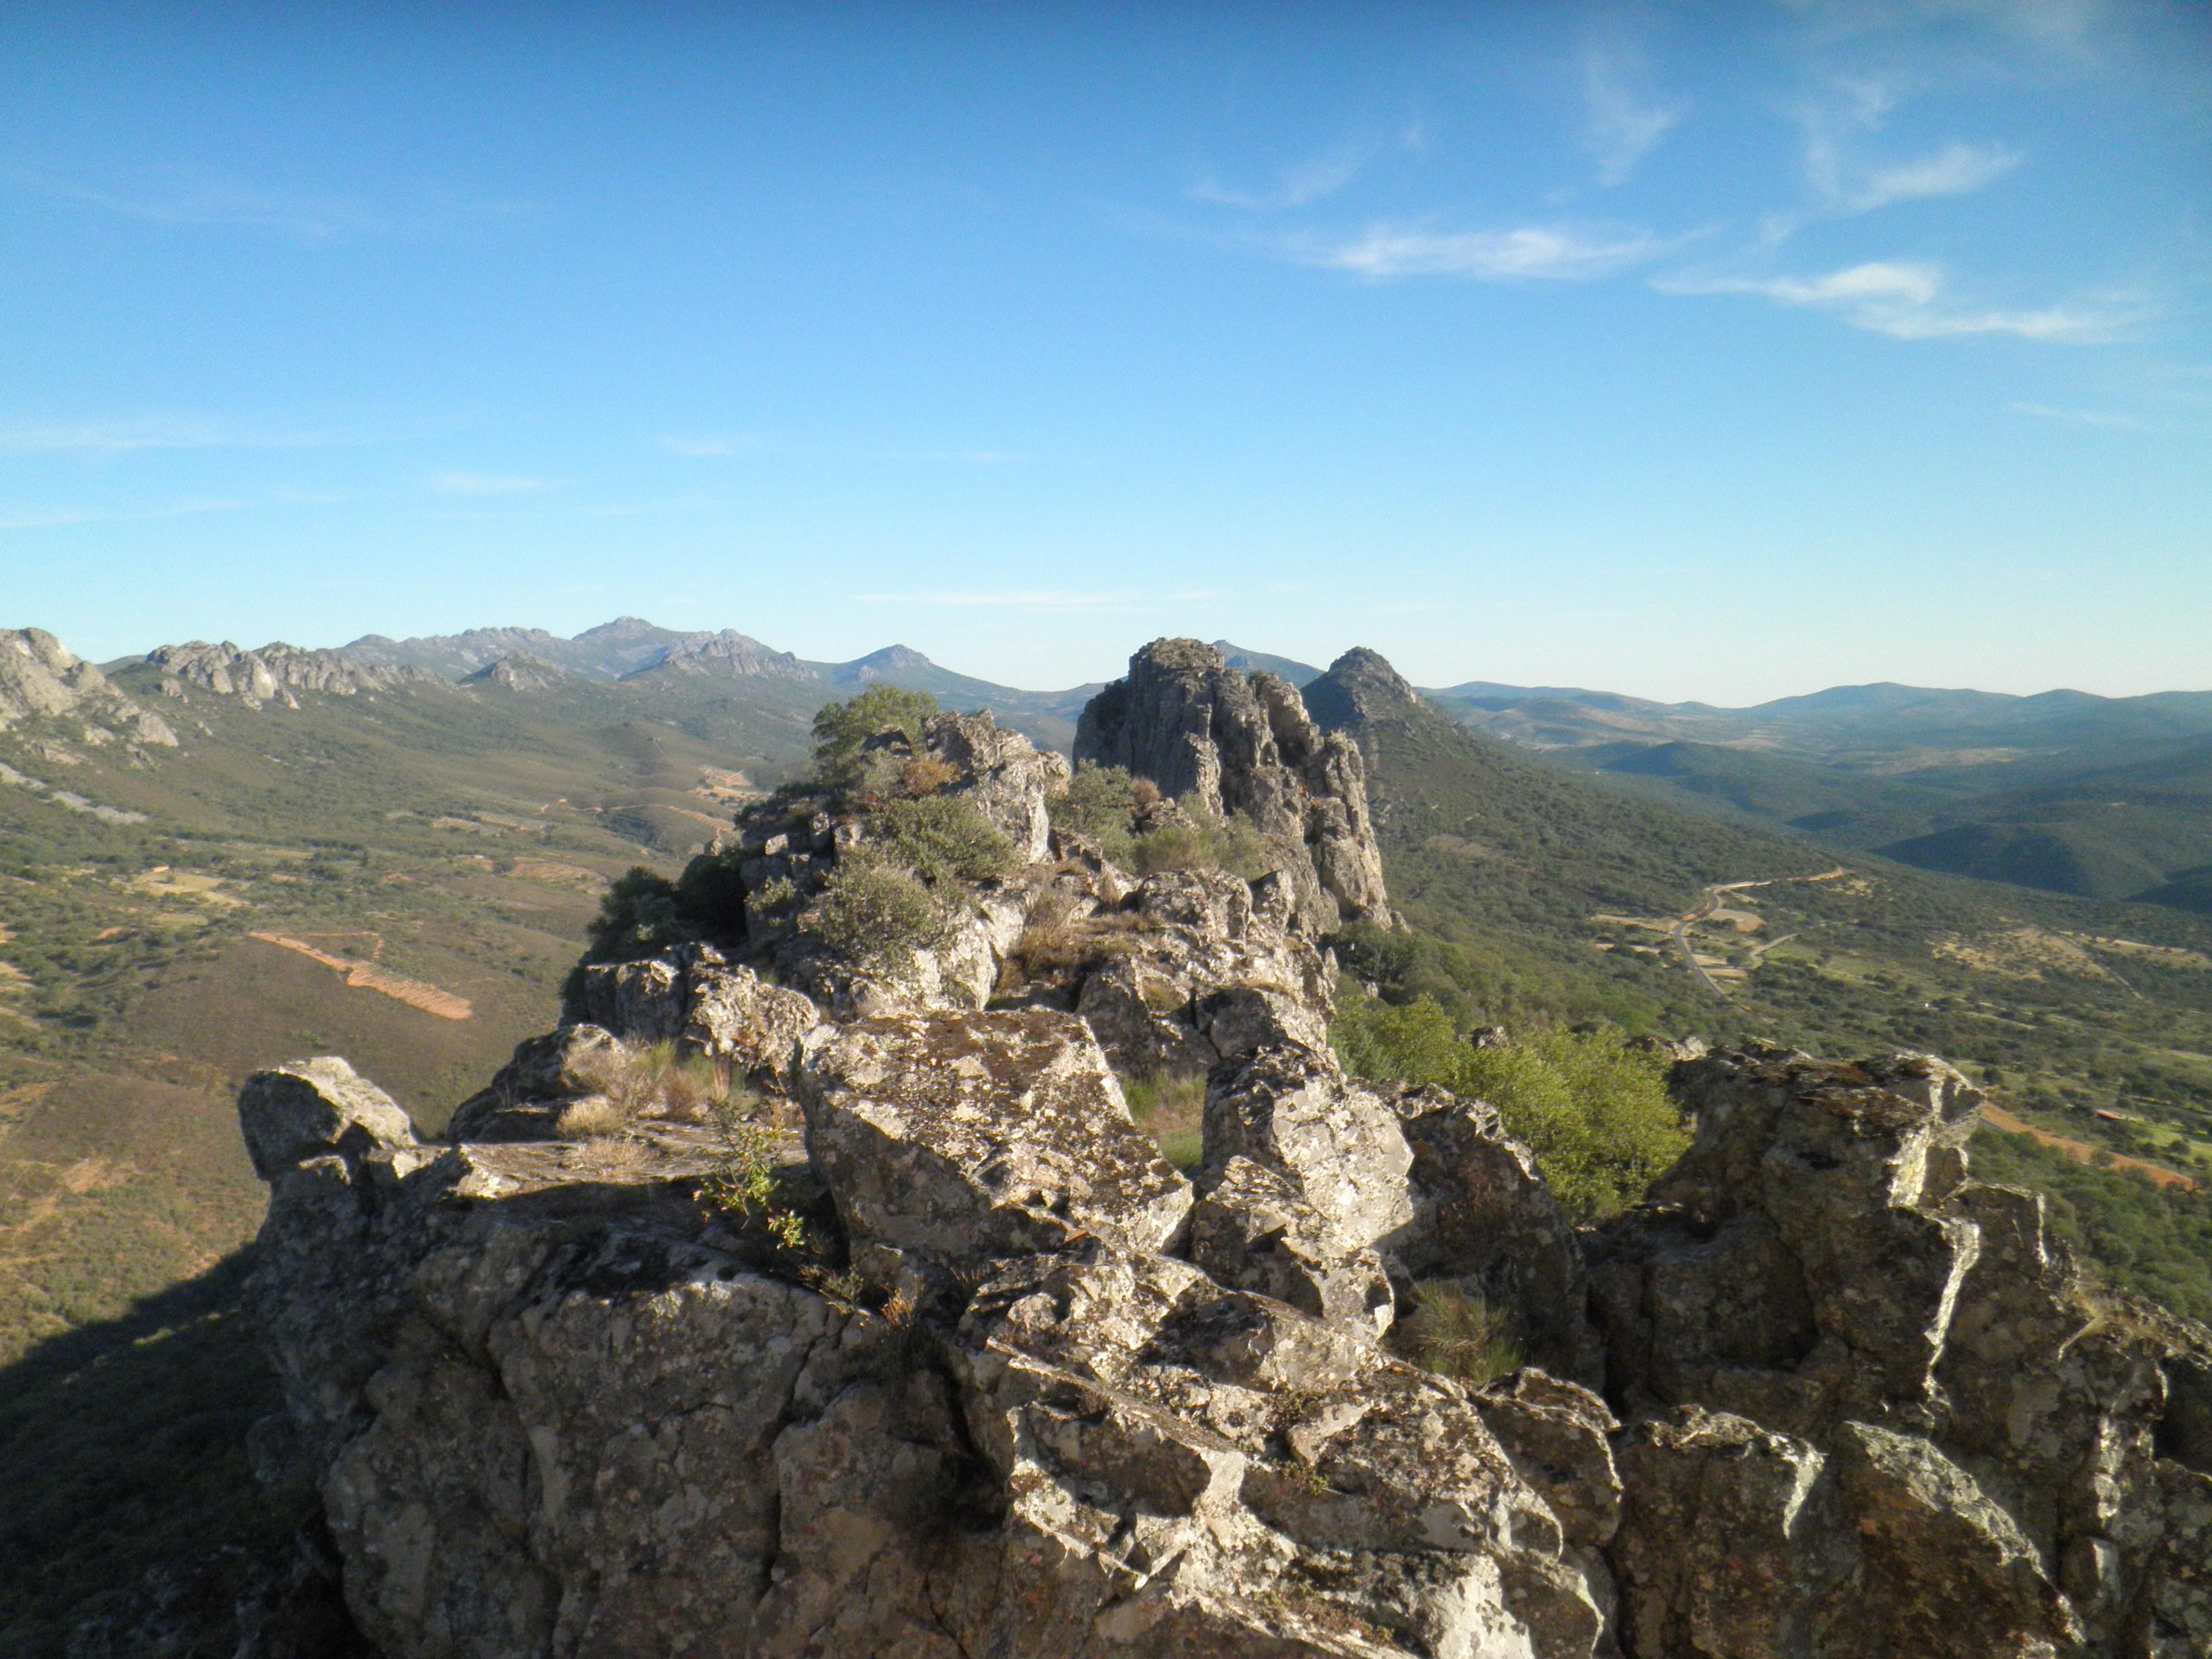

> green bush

[
  {"left": 874, "top": 794, "right": 1017, "bottom": 886},
  {"left": 1332, "top": 991, "right": 1686, "bottom": 1221},
  {"left": 811, "top": 685, "right": 939, "bottom": 792},
  {"left": 804, "top": 850, "right": 945, "bottom": 972},
  {"left": 1050, "top": 762, "right": 1139, "bottom": 863}
]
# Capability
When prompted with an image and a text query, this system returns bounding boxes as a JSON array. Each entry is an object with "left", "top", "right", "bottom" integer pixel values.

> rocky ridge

[
  {"left": 0, "top": 626, "right": 178, "bottom": 749},
  {"left": 145, "top": 640, "right": 442, "bottom": 708},
  {"left": 233, "top": 651, "right": 2212, "bottom": 1657}
]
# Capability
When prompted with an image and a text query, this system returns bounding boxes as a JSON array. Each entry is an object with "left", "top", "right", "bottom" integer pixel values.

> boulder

[
  {"left": 1391, "top": 1086, "right": 1603, "bottom": 1386},
  {"left": 797, "top": 1008, "right": 1193, "bottom": 1276},
  {"left": 237, "top": 1057, "right": 420, "bottom": 1180}
]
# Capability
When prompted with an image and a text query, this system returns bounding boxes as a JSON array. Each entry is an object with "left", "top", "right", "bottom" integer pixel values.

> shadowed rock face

[{"left": 1076, "top": 638, "right": 1391, "bottom": 935}]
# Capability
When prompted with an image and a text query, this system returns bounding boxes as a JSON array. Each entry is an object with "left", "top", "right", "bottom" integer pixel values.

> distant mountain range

[{"left": 50, "top": 615, "right": 2212, "bottom": 915}]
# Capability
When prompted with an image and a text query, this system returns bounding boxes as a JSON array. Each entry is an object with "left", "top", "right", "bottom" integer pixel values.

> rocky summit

[
  {"left": 1077, "top": 638, "right": 1393, "bottom": 936},
  {"left": 231, "top": 646, "right": 2212, "bottom": 1658}
]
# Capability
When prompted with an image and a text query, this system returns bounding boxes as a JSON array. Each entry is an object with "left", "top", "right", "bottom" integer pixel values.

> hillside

[
  {"left": 1427, "top": 674, "right": 2212, "bottom": 912},
  {"left": 1311, "top": 646, "right": 2212, "bottom": 1319}
]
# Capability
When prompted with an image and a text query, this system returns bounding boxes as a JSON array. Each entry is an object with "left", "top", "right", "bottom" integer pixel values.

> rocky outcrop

[
  {"left": 239, "top": 1020, "right": 1619, "bottom": 1656},
  {"left": 146, "top": 640, "right": 439, "bottom": 707},
  {"left": 0, "top": 626, "right": 178, "bottom": 746},
  {"left": 1076, "top": 639, "right": 1391, "bottom": 934},
  {"left": 623, "top": 628, "right": 814, "bottom": 681},
  {"left": 1591, "top": 1047, "right": 2212, "bottom": 1656},
  {"left": 231, "top": 668, "right": 2212, "bottom": 1659},
  {"left": 462, "top": 653, "right": 567, "bottom": 691}
]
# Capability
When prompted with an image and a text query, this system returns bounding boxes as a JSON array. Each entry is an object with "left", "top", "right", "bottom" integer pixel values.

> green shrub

[
  {"left": 874, "top": 794, "right": 1017, "bottom": 886},
  {"left": 1129, "top": 809, "right": 1280, "bottom": 881},
  {"left": 811, "top": 685, "right": 940, "bottom": 791},
  {"left": 1332, "top": 991, "right": 1686, "bottom": 1221},
  {"left": 1459, "top": 1029, "right": 1685, "bottom": 1223},
  {"left": 675, "top": 842, "right": 752, "bottom": 936},
  {"left": 1051, "top": 762, "right": 1140, "bottom": 863},
  {"left": 564, "top": 867, "right": 687, "bottom": 1000},
  {"left": 804, "top": 850, "right": 945, "bottom": 972}
]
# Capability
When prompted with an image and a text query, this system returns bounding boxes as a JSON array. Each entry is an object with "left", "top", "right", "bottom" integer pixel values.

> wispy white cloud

[
  {"left": 1582, "top": 51, "right": 1686, "bottom": 186},
  {"left": 1189, "top": 144, "right": 1373, "bottom": 212},
  {"left": 1656, "top": 259, "right": 2135, "bottom": 342},
  {"left": 2009, "top": 401, "right": 2146, "bottom": 429},
  {"left": 7, "top": 164, "right": 540, "bottom": 241},
  {"left": 431, "top": 470, "right": 555, "bottom": 496},
  {"left": 1804, "top": 134, "right": 2022, "bottom": 216},
  {"left": 0, "top": 416, "right": 392, "bottom": 454},
  {"left": 663, "top": 433, "right": 761, "bottom": 458},
  {"left": 1288, "top": 220, "right": 1673, "bottom": 281},
  {"left": 0, "top": 497, "right": 251, "bottom": 533}
]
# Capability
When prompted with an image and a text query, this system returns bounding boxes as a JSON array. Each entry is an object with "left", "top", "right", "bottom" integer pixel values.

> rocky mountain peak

[
  {"left": 463, "top": 653, "right": 566, "bottom": 691},
  {"left": 1075, "top": 636, "right": 1392, "bottom": 933},
  {"left": 0, "top": 626, "right": 178, "bottom": 747},
  {"left": 630, "top": 628, "right": 815, "bottom": 680},
  {"left": 1304, "top": 645, "right": 1421, "bottom": 733}
]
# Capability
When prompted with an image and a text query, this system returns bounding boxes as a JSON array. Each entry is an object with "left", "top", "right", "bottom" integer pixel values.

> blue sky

[{"left": 2, "top": 1, "right": 2207, "bottom": 701}]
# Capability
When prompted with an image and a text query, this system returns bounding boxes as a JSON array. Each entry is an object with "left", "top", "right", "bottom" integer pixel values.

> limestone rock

[
  {"left": 145, "top": 640, "right": 436, "bottom": 707},
  {"left": 798, "top": 1008, "right": 1193, "bottom": 1275},
  {"left": 237, "top": 1057, "right": 421, "bottom": 1181},
  {"left": 1076, "top": 638, "right": 1391, "bottom": 933}
]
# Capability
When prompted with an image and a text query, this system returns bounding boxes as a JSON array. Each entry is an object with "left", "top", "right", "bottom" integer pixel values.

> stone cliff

[{"left": 232, "top": 653, "right": 2212, "bottom": 1658}]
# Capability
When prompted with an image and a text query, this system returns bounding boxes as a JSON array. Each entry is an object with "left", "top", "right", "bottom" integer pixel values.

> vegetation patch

[
  {"left": 1333, "top": 991, "right": 1685, "bottom": 1221},
  {"left": 1395, "top": 1279, "right": 1523, "bottom": 1384}
]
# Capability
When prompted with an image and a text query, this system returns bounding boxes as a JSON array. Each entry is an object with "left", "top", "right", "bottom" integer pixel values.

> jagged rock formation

[
  {"left": 463, "top": 653, "right": 567, "bottom": 691},
  {"left": 1592, "top": 1048, "right": 2212, "bottom": 1656},
  {"left": 1076, "top": 638, "right": 1391, "bottom": 935},
  {"left": 625, "top": 628, "right": 814, "bottom": 681},
  {"left": 145, "top": 640, "right": 438, "bottom": 707},
  {"left": 0, "top": 626, "right": 177, "bottom": 746},
  {"left": 233, "top": 691, "right": 2212, "bottom": 1658}
]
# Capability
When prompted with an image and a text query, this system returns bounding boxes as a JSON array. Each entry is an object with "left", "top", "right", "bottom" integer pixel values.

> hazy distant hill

[{"left": 342, "top": 619, "right": 1097, "bottom": 752}]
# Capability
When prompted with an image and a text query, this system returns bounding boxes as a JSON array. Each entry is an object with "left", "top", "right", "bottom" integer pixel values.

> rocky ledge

[{"left": 234, "top": 658, "right": 2212, "bottom": 1657}]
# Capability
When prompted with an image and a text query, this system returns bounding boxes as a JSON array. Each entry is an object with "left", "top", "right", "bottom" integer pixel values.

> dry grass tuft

[
  {"left": 1397, "top": 1279, "right": 1523, "bottom": 1384},
  {"left": 1124, "top": 1071, "right": 1207, "bottom": 1172}
]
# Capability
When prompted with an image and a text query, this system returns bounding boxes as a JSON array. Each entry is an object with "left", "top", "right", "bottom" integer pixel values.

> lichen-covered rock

[
  {"left": 1595, "top": 1048, "right": 2212, "bottom": 1658},
  {"left": 1076, "top": 638, "right": 1391, "bottom": 934},
  {"left": 682, "top": 962, "right": 821, "bottom": 1091},
  {"left": 1202, "top": 1042, "right": 1413, "bottom": 1253},
  {"left": 1187, "top": 1153, "right": 1397, "bottom": 1336},
  {"left": 446, "top": 1025, "right": 628, "bottom": 1142},
  {"left": 798, "top": 1008, "right": 1193, "bottom": 1277},
  {"left": 924, "top": 708, "right": 1071, "bottom": 862},
  {"left": 1064, "top": 867, "right": 1336, "bottom": 1077}
]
